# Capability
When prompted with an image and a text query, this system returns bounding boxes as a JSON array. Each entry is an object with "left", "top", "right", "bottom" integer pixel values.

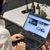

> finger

[
  {"left": 17, "top": 43, "right": 20, "bottom": 46},
  {"left": 12, "top": 38, "right": 21, "bottom": 41},
  {"left": 17, "top": 42, "right": 24, "bottom": 45},
  {"left": 19, "top": 42, "right": 24, "bottom": 44},
  {"left": 15, "top": 34, "right": 24, "bottom": 38},
  {"left": 18, "top": 33, "right": 24, "bottom": 37},
  {"left": 47, "top": 45, "right": 50, "bottom": 50},
  {"left": 20, "top": 42, "right": 26, "bottom": 46},
  {"left": 42, "top": 45, "right": 46, "bottom": 50},
  {"left": 17, "top": 36, "right": 24, "bottom": 40},
  {"left": 14, "top": 46, "right": 17, "bottom": 48}
]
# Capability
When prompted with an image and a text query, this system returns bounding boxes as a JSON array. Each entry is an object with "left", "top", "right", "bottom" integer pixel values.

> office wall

[
  {"left": 34, "top": 0, "right": 50, "bottom": 6},
  {"left": 6, "top": 0, "right": 34, "bottom": 11},
  {"left": 6, "top": 0, "right": 50, "bottom": 11}
]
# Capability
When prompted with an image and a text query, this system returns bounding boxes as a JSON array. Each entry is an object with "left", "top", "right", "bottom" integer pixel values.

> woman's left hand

[{"left": 11, "top": 33, "right": 24, "bottom": 42}]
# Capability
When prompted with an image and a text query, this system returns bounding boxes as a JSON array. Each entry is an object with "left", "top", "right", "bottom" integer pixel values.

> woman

[
  {"left": 0, "top": 0, "right": 26, "bottom": 50},
  {"left": 0, "top": 15, "right": 25, "bottom": 50}
]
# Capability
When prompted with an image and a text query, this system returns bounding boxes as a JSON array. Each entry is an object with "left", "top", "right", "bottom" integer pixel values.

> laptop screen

[{"left": 24, "top": 14, "right": 50, "bottom": 38}]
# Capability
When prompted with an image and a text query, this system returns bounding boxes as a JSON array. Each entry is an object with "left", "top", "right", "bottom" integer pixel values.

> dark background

[{"left": 6, "top": 0, "right": 50, "bottom": 11}]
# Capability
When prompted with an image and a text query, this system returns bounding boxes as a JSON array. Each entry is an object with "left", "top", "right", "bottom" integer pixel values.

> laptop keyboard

[
  {"left": 20, "top": 30, "right": 41, "bottom": 49},
  {"left": 21, "top": 30, "right": 44, "bottom": 42},
  {"left": 24, "top": 38, "right": 41, "bottom": 48}
]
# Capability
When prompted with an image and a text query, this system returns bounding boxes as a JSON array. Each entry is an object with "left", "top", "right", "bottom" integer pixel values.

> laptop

[{"left": 20, "top": 13, "right": 50, "bottom": 50}]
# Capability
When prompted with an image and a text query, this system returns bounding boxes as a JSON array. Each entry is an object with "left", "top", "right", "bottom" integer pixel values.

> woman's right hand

[
  {"left": 13, "top": 42, "right": 26, "bottom": 50},
  {"left": 11, "top": 34, "right": 24, "bottom": 42}
]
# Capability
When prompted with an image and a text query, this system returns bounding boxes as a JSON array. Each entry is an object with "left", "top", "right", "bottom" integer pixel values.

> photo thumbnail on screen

[{"left": 29, "top": 17, "right": 38, "bottom": 26}]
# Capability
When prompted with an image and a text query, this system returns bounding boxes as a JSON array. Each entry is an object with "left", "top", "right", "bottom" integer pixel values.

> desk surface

[{"left": 3, "top": 2, "right": 50, "bottom": 27}]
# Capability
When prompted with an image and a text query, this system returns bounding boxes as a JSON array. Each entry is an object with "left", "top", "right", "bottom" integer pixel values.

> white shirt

[{"left": 0, "top": 19, "right": 13, "bottom": 50}]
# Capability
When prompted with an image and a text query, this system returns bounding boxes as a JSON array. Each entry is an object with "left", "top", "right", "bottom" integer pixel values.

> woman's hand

[
  {"left": 38, "top": 41, "right": 50, "bottom": 50},
  {"left": 13, "top": 42, "right": 26, "bottom": 50},
  {"left": 38, "top": 45, "right": 46, "bottom": 50},
  {"left": 41, "top": 45, "right": 46, "bottom": 50},
  {"left": 11, "top": 33, "right": 24, "bottom": 42}
]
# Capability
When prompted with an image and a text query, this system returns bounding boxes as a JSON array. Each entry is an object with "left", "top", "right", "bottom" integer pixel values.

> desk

[{"left": 3, "top": 2, "right": 50, "bottom": 27}]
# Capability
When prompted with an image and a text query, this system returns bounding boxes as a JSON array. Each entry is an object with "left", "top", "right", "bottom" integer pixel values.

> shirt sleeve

[{"left": 0, "top": 28, "right": 13, "bottom": 50}]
